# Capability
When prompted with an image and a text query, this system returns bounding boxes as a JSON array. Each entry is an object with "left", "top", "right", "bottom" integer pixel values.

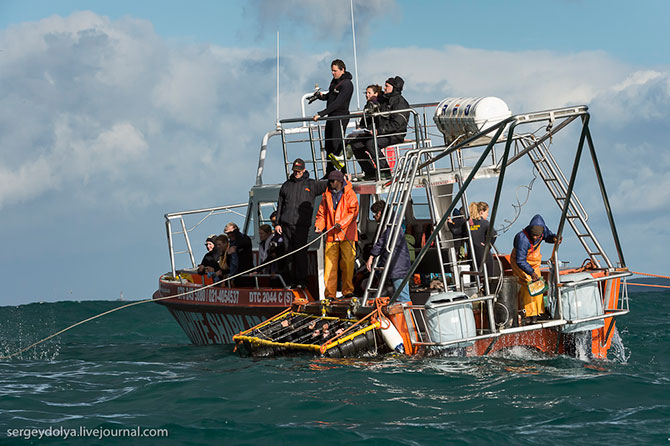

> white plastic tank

[{"left": 433, "top": 97, "right": 511, "bottom": 143}]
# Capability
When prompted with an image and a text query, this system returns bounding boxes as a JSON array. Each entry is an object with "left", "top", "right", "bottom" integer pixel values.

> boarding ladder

[
  {"left": 361, "top": 149, "right": 492, "bottom": 305},
  {"left": 520, "top": 136, "right": 613, "bottom": 268},
  {"left": 362, "top": 152, "right": 423, "bottom": 305}
]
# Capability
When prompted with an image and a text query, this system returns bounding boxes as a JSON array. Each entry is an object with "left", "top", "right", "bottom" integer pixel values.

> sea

[{"left": 1, "top": 289, "right": 668, "bottom": 445}]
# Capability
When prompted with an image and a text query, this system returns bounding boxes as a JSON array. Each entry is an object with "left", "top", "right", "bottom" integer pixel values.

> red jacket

[{"left": 315, "top": 182, "right": 359, "bottom": 242}]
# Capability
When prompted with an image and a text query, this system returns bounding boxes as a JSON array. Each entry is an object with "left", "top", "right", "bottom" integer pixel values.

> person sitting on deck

[
  {"left": 196, "top": 234, "right": 219, "bottom": 275},
  {"left": 314, "top": 170, "right": 359, "bottom": 299},
  {"left": 350, "top": 76, "right": 410, "bottom": 180},
  {"left": 511, "top": 214, "right": 561, "bottom": 324},
  {"left": 365, "top": 200, "right": 412, "bottom": 303}
]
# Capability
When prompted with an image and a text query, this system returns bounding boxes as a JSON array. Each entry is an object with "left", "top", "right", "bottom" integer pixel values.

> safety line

[
  {"left": 631, "top": 271, "right": 670, "bottom": 280},
  {"left": 627, "top": 283, "right": 670, "bottom": 289}
]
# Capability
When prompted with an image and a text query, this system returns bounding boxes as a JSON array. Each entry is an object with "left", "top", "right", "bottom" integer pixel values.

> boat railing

[
  {"left": 164, "top": 203, "right": 248, "bottom": 277},
  {"left": 402, "top": 270, "right": 630, "bottom": 349},
  {"left": 256, "top": 103, "right": 455, "bottom": 184},
  {"left": 403, "top": 294, "right": 498, "bottom": 347}
]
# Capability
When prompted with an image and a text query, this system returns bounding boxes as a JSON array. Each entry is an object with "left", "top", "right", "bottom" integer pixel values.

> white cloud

[{"left": 247, "top": 0, "right": 394, "bottom": 42}]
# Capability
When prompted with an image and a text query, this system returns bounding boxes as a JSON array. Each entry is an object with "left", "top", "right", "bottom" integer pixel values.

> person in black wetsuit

[
  {"left": 469, "top": 202, "right": 497, "bottom": 277},
  {"left": 313, "top": 59, "right": 354, "bottom": 176},
  {"left": 449, "top": 201, "right": 497, "bottom": 277}
]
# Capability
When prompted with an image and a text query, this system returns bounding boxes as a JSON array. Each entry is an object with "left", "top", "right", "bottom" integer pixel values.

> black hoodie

[
  {"left": 318, "top": 71, "right": 354, "bottom": 117},
  {"left": 276, "top": 170, "right": 329, "bottom": 228}
]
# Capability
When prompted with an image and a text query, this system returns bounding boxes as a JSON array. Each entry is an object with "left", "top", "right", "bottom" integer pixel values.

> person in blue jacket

[
  {"left": 366, "top": 200, "right": 412, "bottom": 303},
  {"left": 511, "top": 214, "right": 560, "bottom": 321}
]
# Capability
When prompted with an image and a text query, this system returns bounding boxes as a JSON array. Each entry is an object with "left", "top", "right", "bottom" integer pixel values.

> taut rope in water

[{"left": 0, "top": 228, "right": 336, "bottom": 360}]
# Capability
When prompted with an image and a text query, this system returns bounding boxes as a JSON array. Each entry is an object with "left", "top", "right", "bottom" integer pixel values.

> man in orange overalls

[
  {"left": 511, "top": 214, "right": 560, "bottom": 323},
  {"left": 314, "top": 170, "right": 359, "bottom": 299}
]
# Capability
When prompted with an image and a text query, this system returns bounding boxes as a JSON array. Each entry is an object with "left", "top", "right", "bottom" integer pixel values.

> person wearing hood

[
  {"left": 314, "top": 170, "right": 359, "bottom": 299},
  {"left": 313, "top": 59, "right": 354, "bottom": 176},
  {"left": 197, "top": 235, "right": 220, "bottom": 275},
  {"left": 366, "top": 200, "right": 412, "bottom": 303},
  {"left": 276, "top": 158, "right": 328, "bottom": 288},
  {"left": 511, "top": 214, "right": 561, "bottom": 322},
  {"left": 350, "top": 76, "right": 410, "bottom": 180}
]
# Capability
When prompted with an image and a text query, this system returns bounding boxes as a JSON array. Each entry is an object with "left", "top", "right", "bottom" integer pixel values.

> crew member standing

[
  {"left": 275, "top": 158, "right": 328, "bottom": 288},
  {"left": 314, "top": 170, "right": 359, "bottom": 299},
  {"left": 313, "top": 59, "right": 354, "bottom": 176},
  {"left": 511, "top": 214, "right": 560, "bottom": 323}
]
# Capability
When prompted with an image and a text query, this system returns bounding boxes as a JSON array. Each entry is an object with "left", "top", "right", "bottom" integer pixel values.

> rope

[
  {"left": 631, "top": 271, "right": 670, "bottom": 280},
  {"left": 0, "top": 227, "right": 337, "bottom": 360},
  {"left": 628, "top": 283, "right": 670, "bottom": 289}
]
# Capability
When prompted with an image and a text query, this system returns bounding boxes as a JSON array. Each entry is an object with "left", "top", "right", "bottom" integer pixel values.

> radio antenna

[
  {"left": 276, "top": 30, "right": 280, "bottom": 128},
  {"left": 350, "top": 0, "right": 360, "bottom": 110}
]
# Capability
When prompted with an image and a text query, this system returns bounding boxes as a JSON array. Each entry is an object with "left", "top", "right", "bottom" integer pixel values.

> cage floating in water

[{"left": 234, "top": 308, "right": 381, "bottom": 358}]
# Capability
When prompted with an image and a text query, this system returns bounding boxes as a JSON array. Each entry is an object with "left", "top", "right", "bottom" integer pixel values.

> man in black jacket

[
  {"left": 351, "top": 76, "right": 410, "bottom": 180},
  {"left": 275, "top": 158, "right": 328, "bottom": 287},
  {"left": 313, "top": 59, "right": 353, "bottom": 176}
]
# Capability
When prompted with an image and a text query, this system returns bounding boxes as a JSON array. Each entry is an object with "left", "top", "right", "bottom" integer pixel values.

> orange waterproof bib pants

[
  {"left": 324, "top": 240, "right": 356, "bottom": 298},
  {"left": 511, "top": 242, "right": 544, "bottom": 317}
]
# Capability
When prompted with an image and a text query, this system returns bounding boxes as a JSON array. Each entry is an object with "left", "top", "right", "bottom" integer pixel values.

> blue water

[{"left": 1, "top": 292, "right": 668, "bottom": 445}]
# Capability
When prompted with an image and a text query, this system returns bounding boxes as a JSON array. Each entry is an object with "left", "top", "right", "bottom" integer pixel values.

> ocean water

[{"left": 1, "top": 292, "right": 668, "bottom": 445}]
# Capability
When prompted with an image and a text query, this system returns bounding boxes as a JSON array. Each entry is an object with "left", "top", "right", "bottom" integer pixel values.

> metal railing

[
  {"left": 402, "top": 270, "right": 630, "bottom": 348},
  {"left": 164, "top": 203, "right": 248, "bottom": 277}
]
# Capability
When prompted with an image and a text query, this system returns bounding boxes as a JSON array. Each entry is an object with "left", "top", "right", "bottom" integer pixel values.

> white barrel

[
  {"left": 379, "top": 314, "right": 405, "bottom": 353},
  {"left": 433, "top": 97, "right": 511, "bottom": 142}
]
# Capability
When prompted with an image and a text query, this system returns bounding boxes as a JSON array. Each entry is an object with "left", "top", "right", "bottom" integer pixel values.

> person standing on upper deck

[
  {"left": 313, "top": 59, "right": 354, "bottom": 176},
  {"left": 511, "top": 214, "right": 561, "bottom": 323},
  {"left": 314, "top": 170, "right": 359, "bottom": 299},
  {"left": 350, "top": 76, "right": 409, "bottom": 180},
  {"left": 275, "top": 158, "right": 328, "bottom": 288}
]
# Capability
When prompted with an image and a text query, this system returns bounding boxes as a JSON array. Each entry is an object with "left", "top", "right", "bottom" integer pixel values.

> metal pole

[
  {"left": 480, "top": 123, "right": 516, "bottom": 275},
  {"left": 350, "top": 0, "right": 361, "bottom": 110},
  {"left": 556, "top": 115, "right": 590, "bottom": 240},
  {"left": 584, "top": 124, "right": 626, "bottom": 267},
  {"left": 180, "top": 216, "right": 196, "bottom": 268},
  {"left": 166, "top": 217, "right": 176, "bottom": 277}
]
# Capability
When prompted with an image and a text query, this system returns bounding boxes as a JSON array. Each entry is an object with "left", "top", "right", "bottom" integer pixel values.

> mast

[{"left": 350, "top": 0, "right": 360, "bottom": 110}]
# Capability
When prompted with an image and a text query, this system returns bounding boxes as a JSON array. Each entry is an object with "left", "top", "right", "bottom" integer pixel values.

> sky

[{"left": 1, "top": 0, "right": 669, "bottom": 306}]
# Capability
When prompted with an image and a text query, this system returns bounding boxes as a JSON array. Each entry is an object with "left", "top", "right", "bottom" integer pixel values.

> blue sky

[{"left": 1, "top": 0, "right": 669, "bottom": 305}]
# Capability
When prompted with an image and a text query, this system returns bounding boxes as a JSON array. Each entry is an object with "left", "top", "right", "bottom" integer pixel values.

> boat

[{"left": 154, "top": 92, "right": 630, "bottom": 358}]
